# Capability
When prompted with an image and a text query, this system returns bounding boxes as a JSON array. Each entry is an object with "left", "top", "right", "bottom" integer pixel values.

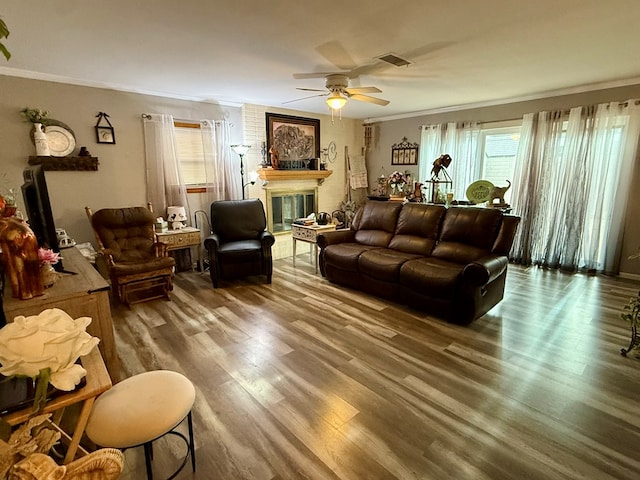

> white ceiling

[{"left": 2, "top": 0, "right": 640, "bottom": 120}]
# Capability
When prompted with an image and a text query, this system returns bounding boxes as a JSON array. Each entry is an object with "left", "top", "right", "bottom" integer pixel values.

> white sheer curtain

[
  {"left": 200, "top": 120, "right": 239, "bottom": 204},
  {"left": 142, "top": 114, "right": 190, "bottom": 219},
  {"left": 510, "top": 100, "right": 640, "bottom": 273},
  {"left": 419, "top": 122, "right": 481, "bottom": 197},
  {"left": 448, "top": 122, "right": 481, "bottom": 198},
  {"left": 419, "top": 124, "right": 445, "bottom": 182}
]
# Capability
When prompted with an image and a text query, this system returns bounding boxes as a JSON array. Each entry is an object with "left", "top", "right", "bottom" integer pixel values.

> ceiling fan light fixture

[{"left": 326, "top": 93, "right": 347, "bottom": 110}]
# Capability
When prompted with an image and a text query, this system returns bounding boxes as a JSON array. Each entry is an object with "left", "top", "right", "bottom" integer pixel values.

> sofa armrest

[
  {"left": 462, "top": 255, "right": 509, "bottom": 286},
  {"left": 203, "top": 233, "right": 221, "bottom": 252},
  {"left": 317, "top": 229, "right": 355, "bottom": 249},
  {"left": 259, "top": 230, "right": 276, "bottom": 248}
]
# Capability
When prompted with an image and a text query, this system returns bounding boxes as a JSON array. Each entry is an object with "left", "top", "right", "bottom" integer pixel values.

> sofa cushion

[
  {"left": 389, "top": 203, "right": 446, "bottom": 255},
  {"left": 353, "top": 201, "right": 403, "bottom": 247},
  {"left": 324, "top": 243, "right": 379, "bottom": 273},
  {"left": 358, "top": 248, "right": 421, "bottom": 281},
  {"left": 432, "top": 207, "right": 502, "bottom": 263},
  {"left": 399, "top": 257, "right": 465, "bottom": 299}
]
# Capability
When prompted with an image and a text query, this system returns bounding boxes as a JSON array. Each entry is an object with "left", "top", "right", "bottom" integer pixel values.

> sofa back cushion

[
  {"left": 389, "top": 203, "right": 446, "bottom": 255},
  {"left": 431, "top": 207, "right": 503, "bottom": 263},
  {"left": 352, "top": 201, "right": 402, "bottom": 247},
  {"left": 492, "top": 214, "right": 521, "bottom": 255},
  {"left": 211, "top": 199, "right": 267, "bottom": 242}
]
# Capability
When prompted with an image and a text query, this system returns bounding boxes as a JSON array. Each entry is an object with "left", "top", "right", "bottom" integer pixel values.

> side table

[
  {"left": 156, "top": 227, "right": 201, "bottom": 272},
  {"left": 291, "top": 223, "right": 336, "bottom": 273},
  {"left": 3, "top": 347, "right": 112, "bottom": 464}
]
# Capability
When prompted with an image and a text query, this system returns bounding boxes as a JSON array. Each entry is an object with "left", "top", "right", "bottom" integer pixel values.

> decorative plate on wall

[
  {"left": 466, "top": 180, "right": 495, "bottom": 203},
  {"left": 45, "top": 125, "right": 76, "bottom": 157},
  {"left": 29, "top": 118, "right": 76, "bottom": 157}
]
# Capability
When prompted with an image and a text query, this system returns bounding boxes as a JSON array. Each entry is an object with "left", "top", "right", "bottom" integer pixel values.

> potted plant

[
  {"left": 620, "top": 293, "right": 640, "bottom": 356},
  {"left": 621, "top": 250, "right": 640, "bottom": 356}
]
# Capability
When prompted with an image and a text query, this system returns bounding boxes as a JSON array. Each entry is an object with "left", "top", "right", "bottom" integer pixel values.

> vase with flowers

[
  {"left": 388, "top": 170, "right": 408, "bottom": 198},
  {"left": 38, "top": 248, "right": 60, "bottom": 288}
]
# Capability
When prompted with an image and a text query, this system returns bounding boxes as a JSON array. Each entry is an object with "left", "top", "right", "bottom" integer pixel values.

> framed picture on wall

[
  {"left": 391, "top": 137, "right": 419, "bottom": 165},
  {"left": 266, "top": 113, "right": 320, "bottom": 161}
]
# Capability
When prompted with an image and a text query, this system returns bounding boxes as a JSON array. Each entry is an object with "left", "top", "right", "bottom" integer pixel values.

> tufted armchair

[
  {"left": 85, "top": 205, "right": 175, "bottom": 306},
  {"left": 204, "top": 199, "right": 275, "bottom": 288}
]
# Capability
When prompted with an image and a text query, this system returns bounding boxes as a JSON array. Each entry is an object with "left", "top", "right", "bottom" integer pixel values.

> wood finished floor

[{"left": 110, "top": 256, "right": 640, "bottom": 480}]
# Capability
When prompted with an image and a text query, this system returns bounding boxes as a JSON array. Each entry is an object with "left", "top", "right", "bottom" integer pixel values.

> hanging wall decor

[
  {"left": 95, "top": 112, "right": 116, "bottom": 144},
  {"left": 391, "top": 137, "right": 419, "bottom": 166}
]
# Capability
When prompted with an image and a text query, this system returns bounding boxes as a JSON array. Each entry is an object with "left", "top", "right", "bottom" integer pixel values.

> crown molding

[
  {"left": 364, "top": 76, "right": 640, "bottom": 123},
  {"left": 0, "top": 66, "right": 244, "bottom": 107}
]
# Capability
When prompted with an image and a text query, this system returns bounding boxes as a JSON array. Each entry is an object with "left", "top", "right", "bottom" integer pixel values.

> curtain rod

[
  {"left": 418, "top": 99, "right": 640, "bottom": 128},
  {"left": 140, "top": 114, "right": 232, "bottom": 126}
]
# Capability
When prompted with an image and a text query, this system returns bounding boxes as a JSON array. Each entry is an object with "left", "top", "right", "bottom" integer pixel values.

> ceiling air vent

[{"left": 376, "top": 53, "right": 412, "bottom": 67}]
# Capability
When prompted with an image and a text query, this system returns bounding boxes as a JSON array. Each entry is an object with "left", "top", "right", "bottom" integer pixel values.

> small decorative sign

[
  {"left": 391, "top": 137, "right": 419, "bottom": 165},
  {"left": 95, "top": 112, "right": 115, "bottom": 144}
]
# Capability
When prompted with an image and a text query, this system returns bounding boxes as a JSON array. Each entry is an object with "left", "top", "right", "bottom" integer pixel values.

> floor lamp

[{"left": 231, "top": 144, "right": 251, "bottom": 199}]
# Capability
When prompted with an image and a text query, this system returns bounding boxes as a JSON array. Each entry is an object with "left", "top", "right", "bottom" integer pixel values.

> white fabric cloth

[
  {"left": 349, "top": 154, "right": 368, "bottom": 189},
  {"left": 419, "top": 122, "right": 481, "bottom": 198},
  {"left": 200, "top": 120, "right": 239, "bottom": 203},
  {"left": 510, "top": 100, "right": 640, "bottom": 273},
  {"left": 142, "top": 114, "right": 190, "bottom": 220}
]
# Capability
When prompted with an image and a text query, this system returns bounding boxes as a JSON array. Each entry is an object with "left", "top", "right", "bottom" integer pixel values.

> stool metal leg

[
  {"left": 143, "top": 442, "right": 153, "bottom": 480},
  {"left": 187, "top": 411, "right": 196, "bottom": 472},
  {"left": 132, "top": 411, "right": 194, "bottom": 480}
]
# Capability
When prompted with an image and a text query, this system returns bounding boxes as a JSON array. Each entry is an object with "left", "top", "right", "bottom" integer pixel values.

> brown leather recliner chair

[
  {"left": 85, "top": 205, "right": 175, "bottom": 306},
  {"left": 203, "top": 199, "right": 275, "bottom": 288}
]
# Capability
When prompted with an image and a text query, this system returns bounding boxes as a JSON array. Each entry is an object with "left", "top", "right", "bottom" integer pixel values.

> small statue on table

[{"left": 0, "top": 195, "right": 44, "bottom": 300}]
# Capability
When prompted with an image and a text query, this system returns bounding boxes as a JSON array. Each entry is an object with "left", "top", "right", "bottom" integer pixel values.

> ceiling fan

[{"left": 284, "top": 74, "right": 389, "bottom": 109}]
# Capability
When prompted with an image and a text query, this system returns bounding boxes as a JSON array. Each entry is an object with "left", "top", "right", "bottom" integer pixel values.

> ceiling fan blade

[
  {"left": 282, "top": 93, "right": 328, "bottom": 105},
  {"left": 293, "top": 71, "right": 348, "bottom": 80},
  {"left": 349, "top": 94, "right": 390, "bottom": 106},
  {"left": 345, "top": 86, "right": 382, "bottom": 94},
  {"left": 316, "top": 41, "right": 358, "bottom": 71},
  {"left": 296, "top": 87, "right": 326, "bottom": 92}
]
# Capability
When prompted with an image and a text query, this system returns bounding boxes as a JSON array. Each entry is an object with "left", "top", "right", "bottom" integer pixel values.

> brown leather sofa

[{"left": 317, "top": 201, "right": 520, "bottom": 323}]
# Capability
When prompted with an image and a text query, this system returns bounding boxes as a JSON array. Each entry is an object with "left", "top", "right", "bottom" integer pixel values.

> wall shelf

[
  {"left": 258, "top": 168, "right": 332, "bottom": 185},
  {"left": 28, "top": 156, "right": 99, "bottom": 171}
]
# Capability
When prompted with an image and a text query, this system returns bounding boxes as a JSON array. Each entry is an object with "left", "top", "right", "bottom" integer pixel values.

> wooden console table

[
  {"left": 3, "top": 347, "right": 112, "bottom": 464},
  {"left": 3, "top": 246, "right": 119, "bottom": 381},
  {"left": 291, "top": 223, "right": 336, "bottom": 273},
  {"left": 156, "top": 227, "right": 201, "bottom": 271}
]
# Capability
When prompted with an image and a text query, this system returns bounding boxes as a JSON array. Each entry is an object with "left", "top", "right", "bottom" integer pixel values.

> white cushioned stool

[{"left": 86, "top": 370, "right": 196, "bottom": 480}]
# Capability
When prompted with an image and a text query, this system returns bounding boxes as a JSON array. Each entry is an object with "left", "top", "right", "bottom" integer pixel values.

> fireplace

[{"left": 266, "top": 188, "right": 318, "bottom": 234}]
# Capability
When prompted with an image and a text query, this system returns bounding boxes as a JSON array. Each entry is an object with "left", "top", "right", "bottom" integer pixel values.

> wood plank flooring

[{"left": 110, "top": 257, "right": 640, "bottom": 480}]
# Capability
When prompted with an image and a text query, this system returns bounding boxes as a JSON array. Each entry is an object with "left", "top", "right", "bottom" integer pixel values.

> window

[
  {"left": 173, "top": 122, "right": 205, "bottom": 188},
  {"left": 479, "top": 127, "right": 520, "bottom": 203}
]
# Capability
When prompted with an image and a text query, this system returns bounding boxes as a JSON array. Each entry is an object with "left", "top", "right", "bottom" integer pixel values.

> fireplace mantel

[{"left": 258, "top": 168, "right": 332, "bottom": 185}]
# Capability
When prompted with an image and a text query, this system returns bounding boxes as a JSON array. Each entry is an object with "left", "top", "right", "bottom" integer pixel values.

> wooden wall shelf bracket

[{"left": 28, "top": 156, "right": 99, "bottom": 171}]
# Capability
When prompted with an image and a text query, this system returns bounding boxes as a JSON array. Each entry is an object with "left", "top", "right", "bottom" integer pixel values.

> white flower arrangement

[
  {"left": 0, "top": 308, "right": 100, "bottom": 412},
  {"left": 388, "top": 170, "right": 408, "bottom": 195}
]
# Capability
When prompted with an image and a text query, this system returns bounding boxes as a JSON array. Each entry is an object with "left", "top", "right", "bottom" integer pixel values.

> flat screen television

[{"left": 21, "top": 165, "right": 64, "bottom": 272}]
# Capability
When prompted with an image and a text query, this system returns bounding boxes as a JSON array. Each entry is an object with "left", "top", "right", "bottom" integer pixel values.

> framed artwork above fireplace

[{"left": 266, "top": 113, "right": 320, "bottom": 164}]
